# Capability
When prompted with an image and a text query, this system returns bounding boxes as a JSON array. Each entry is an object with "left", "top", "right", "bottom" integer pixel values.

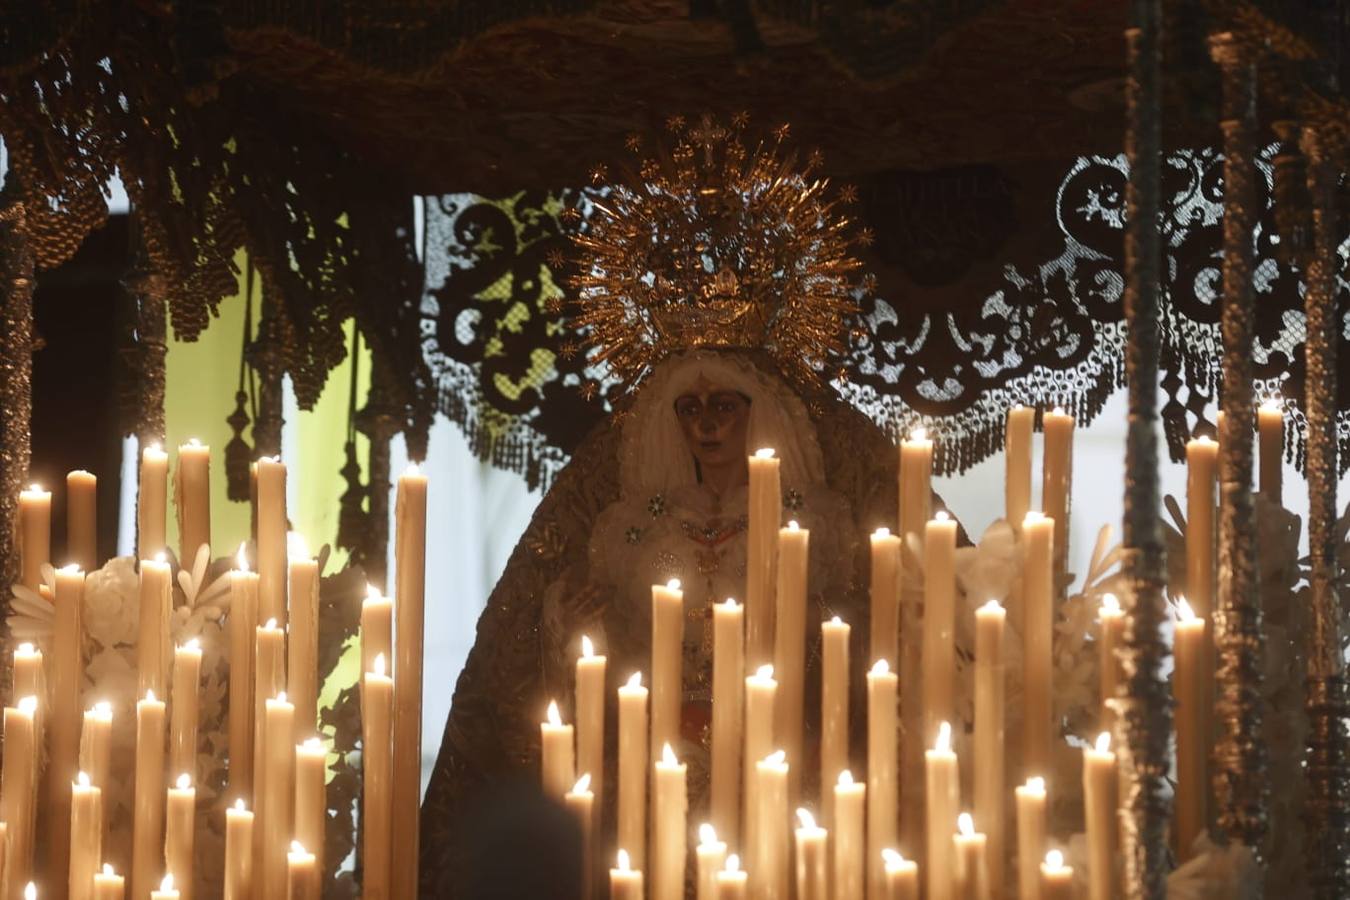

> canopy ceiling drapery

[{"left": 0, "top": 0, "right": 1346, "bottom": 490}]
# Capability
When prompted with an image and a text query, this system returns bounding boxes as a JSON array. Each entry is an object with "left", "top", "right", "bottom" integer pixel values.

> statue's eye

[{"left": 675, "top": 400, "right": 702, "bottom": 419}]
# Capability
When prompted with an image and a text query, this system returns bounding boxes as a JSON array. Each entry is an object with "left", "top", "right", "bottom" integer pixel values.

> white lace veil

[{"left": 618, "top": 351, "right": 827, "bottom": 497}]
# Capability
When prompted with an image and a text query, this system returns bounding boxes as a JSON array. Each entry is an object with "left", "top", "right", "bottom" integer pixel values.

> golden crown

[{"left": 568, "top": 115, "right": 871, "bottom": 390}]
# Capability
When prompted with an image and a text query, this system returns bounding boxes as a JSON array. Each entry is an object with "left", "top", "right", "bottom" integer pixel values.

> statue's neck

[{"left": 698, "top": 459, "right": 749, "bottom": 498}]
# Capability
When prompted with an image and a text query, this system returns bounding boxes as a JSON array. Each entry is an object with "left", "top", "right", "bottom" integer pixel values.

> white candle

[
  {"left": 137, "top": 554, "right": 173, "bottom": 699},
  {"left": 743, "top": 664, "right": 777, "bottom": 865},
  {"left": 1185, "top": 436, "right": 1217, "bottom": 622},
  {"left": 651, "top": 579, "right": 684, "bottom": 763},
  {"left": 746, "top": 448, "right": 782, "bottom": 666},
  {"left": 224, "top": 800, "right": 254, "bottom": 900},
  {"left": 1005, "top": 407, "right": 1034, "bottom": 530},
  {"left": 287, "top": 533, "right": 321, "bottom": 733},
  {"left": 882, "top": 850, "right": 919, "bottom": 900},
  {"left": 1258, "top": 399, "right": 1283, "bottom": 504},
  {"left": 79, "top": 701, "right": 113, "bottom": 792},
  {"left": 260, "top": 693, "right": 296, "bottom": 899},
  {"left": 565, "top": 775, "right": 595, "bottom": 900},
  {"left": 17, "top": 484, "right": 50, "bottom": 592},
  {"left": 923, "top": 512, "right": 958, "bottom": 745},
  {"left": 50, "top": 564, "right": 86, "bottom": 888},
  {"left": 132, "top": 691, "right": 167, "bottom": 900},
  {"left": 285, "top": 842, "right": 320, "bottom": 900},
  {"left": 252, "top": 617, "right": 284, "bottom": 860},
  {"left": 67, "top": 470, "right": 97, "bottom": 572},
  {"left": 974, "top": 600, "right": 1006, "bottom": 899},
  {"left": 392, "top": 464, "right": 427, "bottom": 900},
  {"left": 1083, "top": 733, "right": 1117, "bottom": 900},
  {"left": 254, "top": 455, "right": 287, "bottom": 628},
  {"left": 1039, "top": 850, "right": 1074, "bottom": 900},
  {"left": 169, "top": 638, "right": 203, "bottom": 781},
  {"left": 175, "top": 438, "right": 211, "bottom": 565},
  {"left": 652, "top": 744, "right": 688, "bottom": 900},
  {"left": 1173, "top": 599, "right": 1206, "bottom": 861},
  {"left": 1040, "top": 408, "right": 1074, "bottom": 584},
  {"left": 1098, "top": 594, "right": 1124, "bottom": 734},
  {"left": 1021, "top": 512, "right": 1055, "bottom": 778},
  {"left": 576, "top": 636, "right": 606, "bottom": 817},
  {"left": 617, "top": 673, "right": 649, "bottom": 870},
  {"left": 954, "top": 813, "right": 990, "bottom": 900},
  {"left": 609, "top": 850, "right": 643, "bottom": 900},
  {"left": 774, "top": 522, "right": 809, "bottom": 803},
  {"left": 794, "top": 808, "right": 828, "bottom": 900},
  {"left": 695, "top": 825, "right": 728, "bottom": 900},
  {"left": 925, "top": 722, "right": 960, "bottom": 900},
  {"left": 165, "top": 773, "right": 195, "bottom": 900},
  {"left": 711, "top": 600, "right": 744, "bottom": 844},
  {"left": 1015, "top": 778, "right": 1047, "bottom": 900},
  {"left": 820, "top": 616, "right": 850, "bottom": 827},
  {"left": 833, "top": 771, "right": 865, "bottom": 900},
  {"left": 137, "top": 446, "right": 168, "bottom": 561},
  {"left": 361, "top": 655, "right": 394, "bottom": 900},
  {"left": 541, "top": 700, "right": 576, "bottom": 800},
  {"left": 750, "top": 751, "right": 789, "bottom": 900},
  {"left": 69, "top": 772, "right": 102, "bottom": 900},
  {"left": 294, "top": 737, "right": 327, "bottom": 878},
  {"left": 715, "top": 855, "right": 748, "bottom": 900},
  {"left": 93, "top": 865, "right": 124, "bottom": 900},
  {"left": 230, "top": 549, "right": 260, "bottom": 797},
  {"left": 868, "top": 529, "right": 902, "bottom": 680},
  {"left": 898, "top": 428, "right": 933, "bottom": 542},
  {"left": 360, "top": 585, "right": 393, "bottom": 689},
  {"left": 867, "top": 660, "right": 898, "bottom": 900}
]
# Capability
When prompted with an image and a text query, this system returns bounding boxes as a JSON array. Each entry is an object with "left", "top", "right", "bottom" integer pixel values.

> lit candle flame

[
  {"left": 625, "top": 672, "right": 643, "bottom": 689},
  {"left": 1177, "top": 597, "right": 1197, "bottom": 622},
  {"left": 187, "top": 437, "right": 201, "bottom": 447},
  {"left": 1025, "top": 776, "right": 1046, "bottom": 793},
  {"left": 1052, "top": 407, "right": 1066, "bottom": 417},
  {"left": 373, "top": 653, "right": 386, "bottom": 678},
  {"left": 981, "top": 598, "right": 1004, "bottom": 612},
  {"left": 18, "top": 696, "right": 37, "bottom": 715},
  {"left": 181, "top": 638, "right": 201, "bottom": 653},
  {"left": 830, "top": 615, "right": 843, "bottom": 625},
  {"left": 27, "top": 483, "right": 42, "bottom": 493},
  {"left": 1095, "top": 732, "right": 1112, "bottom": 754},
  {"left": 796, "top": 808, "right": 817, "bottom": 830},
  {"left": 581, "top": 635, "right": 595, "bottom": 658},
  {"left": 60, "top": 563, "right": 81, "bottom": 574},
  {"left": 1101, "top": 593, "right": 1121, "bottom": 615},
  {"left": 936, "top": 721, "right": 952, "bottom": 753},
  {"left": 699, "top": 823, "right": 718, "bottom": 846},
  {"left": 787, "top": 520, "right": 800, "bottom": 531},
  {"left": 870, "top": 659, "right": 890, "bottom": 676},
  {"left": 572, "top": 773, "right": 591, "bottom": 794},
  {"left": 159, "top": 874, "right": 175, "bottom": 892},
  {"left": 882, "top": 849, "right": 906, "bottom": 867},
  {"left": 303, "top": 737, "right": 324, "bottom": 752},
  {"left": 935, "top": 510, "right": 950, "bottom": 522},
  {"left": 1045, "top": 849, "right": 1065, "bottom": 870},
  {"left": 666, "top": 578, "right": 681, "bottom": 591},
  {"left": 546, "top": 700, "right": 562, "bottom": 727},
  {"left": 234, "top": 798, "right": 247, "bottom": 811},
  {"left": 837, "top": 769, "right": 854, "bottom": 787},
  {"left": 754, "top": 448, "right": 776, "bottom": 459},
  {"left": 102, "top": 864, "right": 116, "bottom": 876},
  {"left": 721, "top": 598, "right": 740, "bottom": 610},
  {"left": 764, "top": 749, "right": 787, "bottom": 766},
  {"left": 1023, "top": 511, "right": 1045, "bottom": 523},
  {"left": 365, "top": 583, "right": 382, "bottom": 600},
  {"left": 872, "top": 526, "right": 891, "bottom": 538},
  {"left": 909, "top": 426, "right": 928, "bottom": 443},
  {"left": 24, "top": 883, "right": 35, "bottom": 900},
  {"left": 725, "top": 854, "right": 741, "bottom": 874},
  {"left": 146, "top": 443, "right": 163, "bottom": 456},
  {"left": 958, "top": 812, "right": 975, "bottom": 837},
  {"left": 661, "top": 742, "right": 679, "bottom": 766},
  {"left": 1195, "top": 434, "right": 1214, "bottom": 445},
  {"left": 143, "top": 689, "right": 157, "bottom": 704},
  {"left": 755, "top": 664, "right": 775, "bottom": 680},
  {"left": 236, "top": 543, "right": 249, "bottom": 572},
  {"left": 275, "top": 691, "right": 288, "bottom": 703},
  {"left": 153, "top": 551, "right": 166, "bottom": 564},
  {"left": 287, "top": 531, "right": 310, "bottom": 560},
  {"left": 264, "top": 617, "right": 278, "bottom": 630},
  {"left": 290, "top": 840, "right": 307, "bottom": 854},
  {"left": 616, "top": 849, "right": 632, "bottom": 872},
  {"left": 1261, "top": 397, "right": 1282, "bottom": 411},
  {"left": 92, "top": 700, "right": 112, "bottom": 717},
  {"left": 176, "top": 773, "right": 191, "bottom": 790},
  {"left": 404, "top": 462, "right": 421, "bottom": 477},
  {"left": 77, "top": 771, "right": 90, "bottom": 788},
  {"left": 16, "top": 642, "right": 34, "bottom": 655}
]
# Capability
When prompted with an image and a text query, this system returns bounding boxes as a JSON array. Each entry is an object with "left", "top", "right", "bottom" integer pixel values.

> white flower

[
  {"left": 1166, "top": 834, "right": 1260, "bottom": 899},
  {"left": 954, "top": 519, "right": 1021, "bottom": 605},
  {"left": 83, "top": 557, "right": 140, "bottom": 648},
  {"left": 8, "top": 580, "right": 53, "bottom": 642}
]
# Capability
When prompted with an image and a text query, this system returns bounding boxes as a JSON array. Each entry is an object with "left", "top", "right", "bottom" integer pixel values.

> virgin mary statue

[{"left": 419, "top": 118, "right": 939, "bottom": 896}]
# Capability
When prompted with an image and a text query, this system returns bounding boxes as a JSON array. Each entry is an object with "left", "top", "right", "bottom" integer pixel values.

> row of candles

[
  {"left": 538, "top": 399, "right": 1287, "bottom": 898},
  {"left": 5, "top": 441, "right": 429, "bottom": 900}
]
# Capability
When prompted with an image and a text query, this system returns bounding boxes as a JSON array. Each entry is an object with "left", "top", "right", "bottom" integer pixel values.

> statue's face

[{"left": 674, "top": 377, "right": 751, "bottom": 471}]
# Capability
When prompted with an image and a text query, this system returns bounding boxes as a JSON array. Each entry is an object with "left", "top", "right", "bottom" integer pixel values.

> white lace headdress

[{"left": 618, "top": 350, "right": 826, "bottom": 497}]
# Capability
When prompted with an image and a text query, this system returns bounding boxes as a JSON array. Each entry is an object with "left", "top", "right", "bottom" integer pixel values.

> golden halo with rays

[{"left": 567, "top": 115, "right": 871, "bottom": 391}]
